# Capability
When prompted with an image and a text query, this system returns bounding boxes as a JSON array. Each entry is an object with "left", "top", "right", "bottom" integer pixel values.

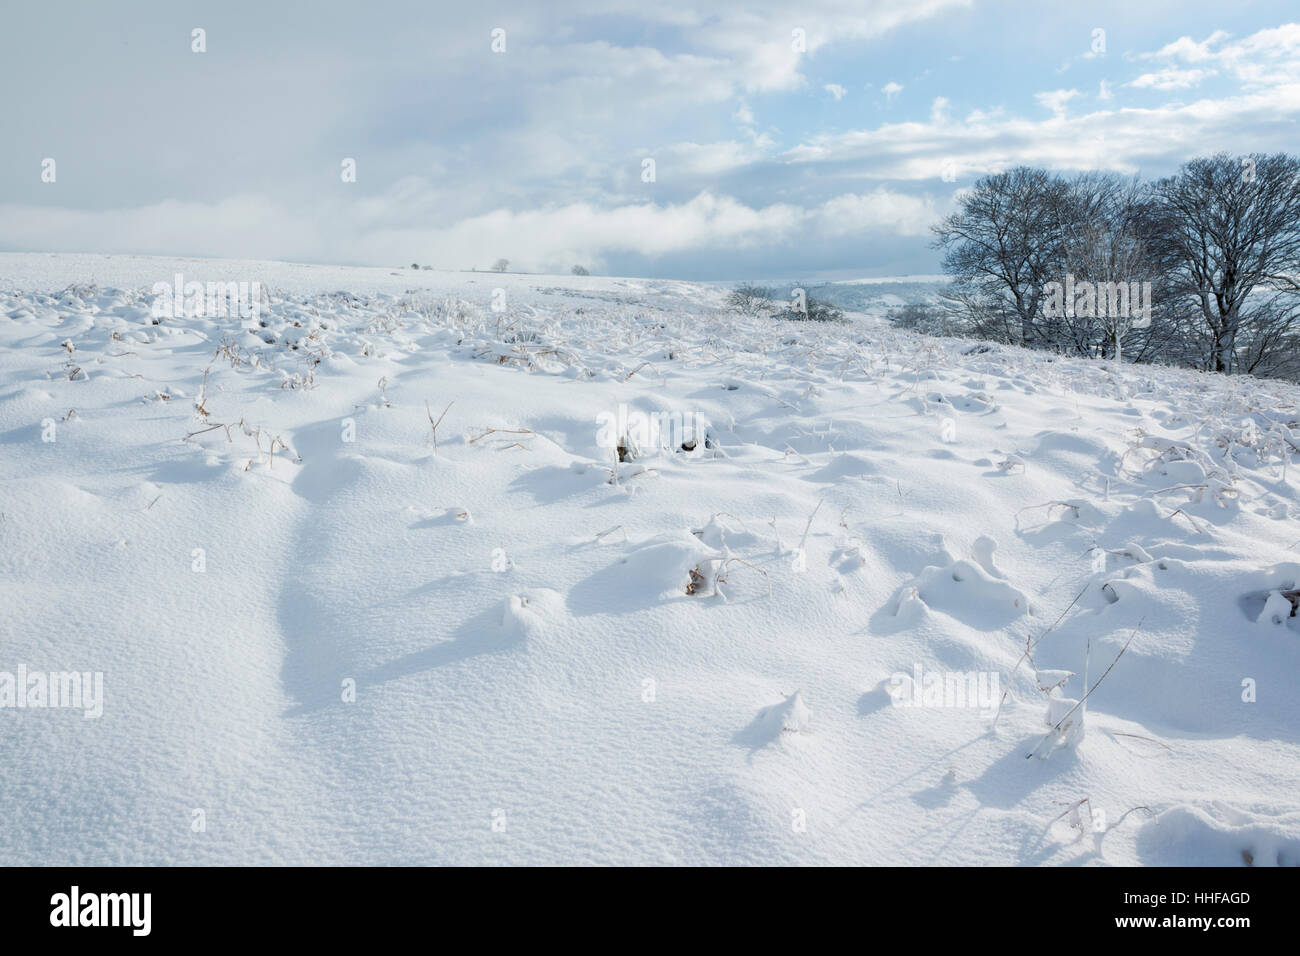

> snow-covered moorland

[{"left": 2, "top": 253, "right": 1298, "bottom": 866}]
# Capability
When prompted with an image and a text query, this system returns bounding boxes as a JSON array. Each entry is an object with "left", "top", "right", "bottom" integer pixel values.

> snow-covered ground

[{"left": 2, "top": 252, "right": 1298, "bottom": 865}]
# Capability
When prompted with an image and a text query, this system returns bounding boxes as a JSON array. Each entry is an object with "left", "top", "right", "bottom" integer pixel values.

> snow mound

[{"left": 1, "top": 252, "right": 1297, "bottom": 866}]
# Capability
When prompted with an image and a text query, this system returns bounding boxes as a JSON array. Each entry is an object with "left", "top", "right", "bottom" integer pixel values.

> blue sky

[{"left": 3, "top": 0, "right": 1299, "bottom": 279}]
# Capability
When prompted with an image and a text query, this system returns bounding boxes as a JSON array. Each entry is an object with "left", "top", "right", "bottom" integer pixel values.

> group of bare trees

[{"left": 931, "top": 153, "right": 1300, "bottom": 380}]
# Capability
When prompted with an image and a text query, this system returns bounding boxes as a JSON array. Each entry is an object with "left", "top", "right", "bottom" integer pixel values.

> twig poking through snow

[
  {"left": 1027, "top": 617, "right": 1144, "bottom": 759},
  {"left": 798, "top": 499, "right": 823, "bottom": 554},
  {"left": 426, "top": 400, "right": 454, "bottom": 454},
  {"left": 993, "top": 582, "right": 1089, "bottom": 730}
]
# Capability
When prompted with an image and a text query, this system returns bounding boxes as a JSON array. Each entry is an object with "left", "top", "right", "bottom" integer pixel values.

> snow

[{"left": 1, "top": 251, "right": 1298, "bottom": 865}]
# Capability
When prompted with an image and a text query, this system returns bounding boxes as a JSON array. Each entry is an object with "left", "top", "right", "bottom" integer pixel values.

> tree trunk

[{"left": 1213, "top": 319, "right": 1236, "bottom": 374}]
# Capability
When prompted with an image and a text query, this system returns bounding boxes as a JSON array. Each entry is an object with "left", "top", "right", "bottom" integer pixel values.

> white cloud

[
  {"left": 1035, "top": 88, "right": 1081, "bottom": 117},
  {"left": 1144, "top": 30, "right": 1232, "bottom": 63},
  {"left": 782, "top": 82, "right": 1300, "bottom": 180},
  {"left": 658, "top": 141, "right": 765, "bottom": 177},
  {"left": 3, "top": 5, "right": 1292, "bottom": 278},
  {"left": 1137, "top": 25, "right": 1300, "bottom": 87},
  {"left": 1130, "top": 67, "right": 1214, "bottom": 90},
  {"left": 813, "top": 188, "right": 938, "bottom": 237},
  {"left": 1205, "top": 23, "right": 1300, "bottom": 87},
  {"left": 651, "top": 0, "right": 972, "bottom": 94},
  {"left": 0, "top": 187, "right": 941, "bottom": 275},
  {"left": 778, "top": 23, "right": 1300, "bottom": 185}
]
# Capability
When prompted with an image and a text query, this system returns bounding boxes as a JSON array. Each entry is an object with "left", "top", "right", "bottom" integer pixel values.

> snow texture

[{"left": 1, "top": 253, "right": 1297, "bottom": 865}]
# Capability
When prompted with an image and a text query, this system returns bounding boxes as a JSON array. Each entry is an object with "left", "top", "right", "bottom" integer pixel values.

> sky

[{"left": 2, "top": 0, "right": 1300, "bottom": 280}]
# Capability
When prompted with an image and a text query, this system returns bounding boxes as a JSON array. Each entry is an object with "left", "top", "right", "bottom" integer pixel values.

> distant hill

[{"left": 767, "top": 276, "right": 950, "bottom": 315}]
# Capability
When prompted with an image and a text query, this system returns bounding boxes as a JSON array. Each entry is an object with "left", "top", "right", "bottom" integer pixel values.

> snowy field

[{"left": 2, "top": 252, "right": 1298, "bottom": 866}]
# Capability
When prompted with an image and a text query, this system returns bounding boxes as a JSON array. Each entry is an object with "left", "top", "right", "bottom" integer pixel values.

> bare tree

[
  {"left": 1237, "top": 296, "right": 1300, "bottom": 379},
  {"left": 932, "top": 167, "right": 1070, "bottom": 348},
  {"left": 932, "top": 159, "right": 1300, "bottom": 377},
  {"left": 1053, "top": 173, "right": 1156, "bottom": 362},
  {"left": 492, "top": 258, "right": 510, "bottom": 273},
  {"left": 1152, "top": 153, "right": 1300, "bottom": 373}
]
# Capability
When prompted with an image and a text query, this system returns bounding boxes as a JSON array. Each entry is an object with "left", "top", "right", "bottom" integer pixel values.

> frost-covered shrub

[
  {"left": 775, "top": 296, "right": 844, "bottom": 322},
  {"left": 727, "top": 283, "right": 773, "bottom": 316},
  {"left": 890, "top": 303, "right": 962, "bottom": 336}
]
